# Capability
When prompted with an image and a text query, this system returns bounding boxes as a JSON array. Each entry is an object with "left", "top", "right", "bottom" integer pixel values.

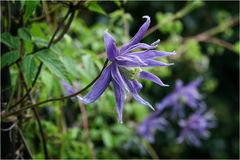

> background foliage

[{"left": 1, "top": 0, "right": 239, "bottom": 159}]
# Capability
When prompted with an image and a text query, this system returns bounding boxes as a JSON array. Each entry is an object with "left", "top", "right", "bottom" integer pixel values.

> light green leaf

[
  {"left": 0, "top": 32, "right": 19, "bottom": 49},
  {"left": 233, "top": 41, "right": 240, "bottom": 54},
  {"left": 18, "top": 28, "right": 32, "bottom": 41},
  {"left": 35, "top": 50, "right": 70, "bottom": 82},
  {"left": 102, "top": 130, "right": 113, "bottom": 148},
  {"left": 22, "top": 55, "right": 37, "bottom": 86},
  {"left": 86, "top": 2, "right": 107, "bottom": 16},
  {"left": 82, "top": 55, "right": 97, "bottom": 78},
  {"left": 185, "top": 39, "right": 202, "bottom": 61},
  {"left": 24, "top": 1, "right": 39, "bottom": 23},
  {"left": 1, "top": 50, "right": 19, "bottom": 69}
]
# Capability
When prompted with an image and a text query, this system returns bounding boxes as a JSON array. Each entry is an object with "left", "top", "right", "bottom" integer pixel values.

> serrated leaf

[
  {"left": 86, "top": 2, "right": 107, "bottom": 15},
  {"left": 1, "top": 50, "right": 19, "bottom": 69},
  {"left": 18, "top": 28, "right": 32, "bottom": 41},
  {"left": 36, "top": 50, "right": 70, "bottom": 82},
  {"left": 0, "top": 32, "right": 19, "bottom": 49},
  {"left": 22, "top": 55, "right": 37, "bottom": 86},
  {"left": 24, "top": 1, "right": 39, "bottom": 23}
]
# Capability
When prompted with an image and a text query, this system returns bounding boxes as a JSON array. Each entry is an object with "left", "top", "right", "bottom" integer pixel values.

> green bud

[
  {"left": 179, "top": 96, "right": 186, "bottom": 104},
  {"left": 119, "top": 67, "right": 142, "bottom": 80}
]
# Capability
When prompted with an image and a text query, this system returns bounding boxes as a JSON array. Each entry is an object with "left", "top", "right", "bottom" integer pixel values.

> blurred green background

[{"left": 1, "top": 0, "right": 239, "bottom": 159}]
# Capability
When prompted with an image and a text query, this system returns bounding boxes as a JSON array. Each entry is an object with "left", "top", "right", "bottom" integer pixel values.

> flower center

[
  {"left": 119, "top": 67, "right": 142, "bottom": 80},
  {"left": 179, "top": 96, "right": 186, "bottom": 104}
]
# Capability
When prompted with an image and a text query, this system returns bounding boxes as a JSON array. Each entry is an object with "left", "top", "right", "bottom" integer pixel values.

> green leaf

[
  {"left": 233, "top": 41, "right": 240, "bottom": 54},
  {"left": 82, "top": 55, "right": 97, "bottom": 78},
  {"left": 20, "top": 0, "right": 25, "bottom": 9},
  {"left": 111, "top": 0, "right": 121, "bottom": 7},
  {"left": 102, "top": 130, "right": 113, "bottom": 148},
  {"left": 0, "top": 32, "right": 19, "bottom": 49},
  {"left": 185, "top": 39, "right": 202, "bottom": 61},
  {"left": 86, "top": 2, "right": 107, "bottom": 15},
  {"left": 36, "top": 50, "right": 70, "bottom": 82},
  {"left": 1, "top": 50, "right": 19, "bottom": 69},
  {"left": 24, "top": 1, "right": 39, "bottom": 23},
  {"left": 18, "top": 28, "right": 32, "bottom": 41},
  {"left": 22, "top": 55, "right": 37, "bottom": 86}
]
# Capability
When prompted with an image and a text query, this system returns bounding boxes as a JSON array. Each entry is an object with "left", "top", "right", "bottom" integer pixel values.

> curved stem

[
  {"left": 10, "top": 5, "right": 76, "bottom": 109},
  {"left": 3, "top": 59, "right": 109, "bottom": 118}
]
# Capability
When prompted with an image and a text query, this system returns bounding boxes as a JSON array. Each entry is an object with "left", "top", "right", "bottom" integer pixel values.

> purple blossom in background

[
  {"left": 61, "top": 80, "right": 82, "bottom": 101},
  {"left": 138, "top": 111, "right": 168, "bottom": 143},
  {"left": 61, "top": 80, "right": 78, "bottom": 96},
  {"left": 176, "top": 109, "right": 216, "bottom": 147},
  {"left": 78, "top": 16, "right": 175, "bottom": 123},
  {"left": 157, "top": 78, "right": 203, "bottom": 118}
]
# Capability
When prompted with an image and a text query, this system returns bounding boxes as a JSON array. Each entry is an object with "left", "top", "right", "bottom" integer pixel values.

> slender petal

[
  {"left": 132, "top": 50, "right": 176, "bottom": 60},
  {"left": 104, "top": 31, "right": 119, "bottom": 61},
  {"left": 139, "top": 71, "right": 169, "bottom": 87},
  {"left": 132, "top": 80, "right": 142, "bottom": 92},
  {"left": 175, "top": 80, "right": 183, "bottom": 91},
  {"left": 120, "top": 16, "right": 150, "bottom": 53},
  {"left": 113, "top": 81, "right": 125, "bottom": 123},
  {"left": 187, "top": 77, "right": 203, "bottom": 88},
  {"left": 78, "top": 66, "right": 111, "bottom": 104},
  {"left": 111, "top": 62, "right": 129, "bottom": 92},
  {"left": 116, "top": 55, "right": 147, "bottom": 67},
  {"left": 122, "top": 41, "right": 160, "bottom": 54},
  {"left": 141, "top": 59, "right": 174, "bottom": 67},
  {"left": 125, "top": 78, "right": 155, "bottom": 110}
]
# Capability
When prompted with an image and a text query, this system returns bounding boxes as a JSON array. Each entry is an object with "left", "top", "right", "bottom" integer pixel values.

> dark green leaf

[
  {"left": 0, "top": 32, "right": 19, "bottom": 49},
  {"left": 24, "top": 1, "right": 39, "bottom": 23},
  {"left": 22, "top": 55, "right": 37, "bottom": 86},
  {"left": 35, "top": 50, "right": 70, "bottom": 82},
  {"left": 18, "top": 28, "right": 32, "bottom": 41},
  {"left": 1, "top": 50, "right": 19, "bottom": 69},
  {"left": 86, "top": 2, "right": 107, "bottom": 15}
]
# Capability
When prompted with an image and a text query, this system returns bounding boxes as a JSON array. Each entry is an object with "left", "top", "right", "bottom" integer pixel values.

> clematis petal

[
  {"left": 125, "top": 79, "right": 155, "bottom": 110},
  {"left": 78, "top": 65, "right": 111, "bottom": 104},
  {"left": 141, "top": 59, "right": 174, "bottom": 67},
  {"left": 139, "top": 71, "right": 169, "bottom": 87},
  {"left": 113, "top": 81, "right": 125, "bottom": 123},
  {"left": 104, "top": 31, "right": 119, "bottom": 61},
  {"left": 132, "top": 50, "right": 176, "bottom": 60},
  {"left": 132, "top": 80, "right": 142, "bottom": 92},
  {"left": 120, "top": 16, "right": 150, "bottom": 53},
  {"left": 116, "top": 55, "right": 147, "bottom": 67},
  {"left": 187, "top": 77, "right": 203, "bottom": 88},
  {"left": 111, "top": 62, "right": 129, "bottom": 92},
  {"left": 122, "top": 40, "right": 160, "bottom": 54},
  {"left": 175, "top": 80, "right": 183, "bottom": 91}
]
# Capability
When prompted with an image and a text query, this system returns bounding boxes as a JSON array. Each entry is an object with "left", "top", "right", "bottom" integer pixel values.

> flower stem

[{"left": 2, "top": 59, "right": 109, "bottom": 119}]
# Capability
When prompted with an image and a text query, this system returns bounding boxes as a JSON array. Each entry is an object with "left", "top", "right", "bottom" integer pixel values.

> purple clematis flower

[
  {"left": 176, "top": 108, "right": 216, "bottom": 147},
  {"left": 157, "top": 78, "right": 203, "bottom": 118},
  {"left": 79, "top": 16, "right": 175, "bottom": 123},
  {"left": 138, "top": 111, "right": 168, "bottom": 143}
]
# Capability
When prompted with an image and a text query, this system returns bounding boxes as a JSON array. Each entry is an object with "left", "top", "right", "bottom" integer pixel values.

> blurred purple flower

[
  {"left": 176, "top": 108, "right": 216, "bottom": 147},
  {"left": 157, "top": 78, "right": 203, "bottom": 118},
  {"left": 79, "top": 16, "right": 175, "bottom": 123},
  {"left": 138, "top": 111, "right": 168, "bottom": 142},
  {"left": 61, "top": 80, "right": 78, "bottom": 96}
]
